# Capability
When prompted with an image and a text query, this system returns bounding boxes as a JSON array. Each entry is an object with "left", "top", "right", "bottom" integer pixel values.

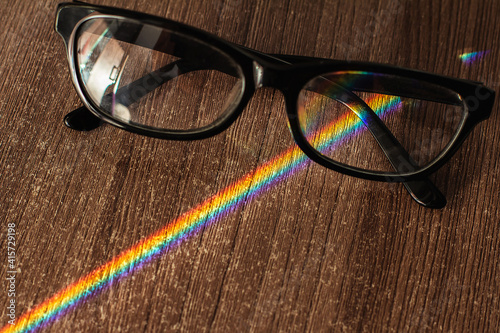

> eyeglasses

[{"left": 55, "top": 1, "right": 495, "bottom": 209}]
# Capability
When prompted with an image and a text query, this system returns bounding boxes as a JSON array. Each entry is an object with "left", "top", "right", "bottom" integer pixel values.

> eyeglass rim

[{"left": 55, "top": 2, "right": 496, "bottom": 183}]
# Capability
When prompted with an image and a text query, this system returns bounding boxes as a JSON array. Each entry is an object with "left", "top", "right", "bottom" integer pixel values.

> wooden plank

[{"left": 0, "top": 0, "right": 499, "bottom": 331}]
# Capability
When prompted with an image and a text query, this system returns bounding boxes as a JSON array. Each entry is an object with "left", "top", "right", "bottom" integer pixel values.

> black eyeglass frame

[{"left": 55, "top": 2, "right": 495, "bottom": 206}]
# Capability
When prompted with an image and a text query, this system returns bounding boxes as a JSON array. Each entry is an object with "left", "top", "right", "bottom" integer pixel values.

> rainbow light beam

[
  {"left": 1, "top": 94, "right": 401, "bottom": 333},
  {"left": 459, "top": 51, "right": 490, "bottom": 65}
]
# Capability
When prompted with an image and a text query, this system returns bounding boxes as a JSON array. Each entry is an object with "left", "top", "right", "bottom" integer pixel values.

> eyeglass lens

[
  {"left": 76, "top": 17, "right": 245, "bottom": 130},
  {"left": 297, "top": 72, "right": 466, "bottom": 172}
]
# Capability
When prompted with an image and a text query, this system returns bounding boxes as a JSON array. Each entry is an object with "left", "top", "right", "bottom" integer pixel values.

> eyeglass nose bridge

[
  {"left": 251, "top": 60, "right": 286, "bottom": 90},
  {"left": 247, "top": 55, "right": 294, "bottom": 92}
]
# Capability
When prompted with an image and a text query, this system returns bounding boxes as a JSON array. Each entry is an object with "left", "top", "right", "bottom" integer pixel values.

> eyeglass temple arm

[{"left": 64, "top": 55, "right": 445, "bottom": 208}]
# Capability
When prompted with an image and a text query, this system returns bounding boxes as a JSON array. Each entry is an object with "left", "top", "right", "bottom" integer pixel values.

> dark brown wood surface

[{"left": 1, "top": 0, "right": 499, "bottom": 332}]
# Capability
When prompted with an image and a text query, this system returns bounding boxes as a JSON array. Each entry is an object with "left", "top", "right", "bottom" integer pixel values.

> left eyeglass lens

[{"left": 75, "top": 17, "right": 244, "bottom": 130}]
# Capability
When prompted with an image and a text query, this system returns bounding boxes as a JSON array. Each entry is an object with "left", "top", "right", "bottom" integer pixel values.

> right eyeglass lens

[
  {"left": 75, "top": 17, "right": 244, "bottom": 131},
  {"left": 297, "top": 71, "right": 466, "bottom": 173}
]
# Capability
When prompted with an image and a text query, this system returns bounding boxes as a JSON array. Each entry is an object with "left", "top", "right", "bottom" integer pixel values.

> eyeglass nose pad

[{"left": 64, "top": 106, "right": 102, "bottom": 131}]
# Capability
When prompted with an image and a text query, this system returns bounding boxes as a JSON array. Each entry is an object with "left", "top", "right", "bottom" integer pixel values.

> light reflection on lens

[{"left": 76, "top": 17, "right": 244, "bottom": 130}]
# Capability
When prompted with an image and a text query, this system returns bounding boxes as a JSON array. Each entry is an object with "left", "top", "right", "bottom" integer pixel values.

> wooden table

[{"left": 1, "top": 0, "right": 499, "bottom": 331}]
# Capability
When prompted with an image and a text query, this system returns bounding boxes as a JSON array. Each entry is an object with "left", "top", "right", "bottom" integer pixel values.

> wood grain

[{"left": 1, "top": 0, "right": 499, "bottom": 332}]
